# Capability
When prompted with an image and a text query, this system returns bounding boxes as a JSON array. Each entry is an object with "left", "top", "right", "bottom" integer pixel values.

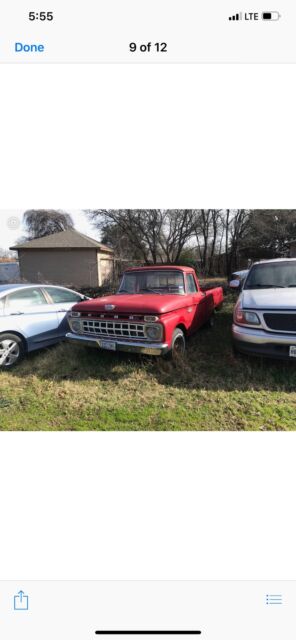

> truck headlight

[
  {"left": 244, "top": 311, "right": 260, "bottom": 325},
  {"left": 70, "top": 320, "right": 82, "bottom": 333},
  {"left": 145, "top": 324, "right": 163, "bottom": 341},
  {"left": 234, "top": 303, "right": 261, "bottom": 326}
]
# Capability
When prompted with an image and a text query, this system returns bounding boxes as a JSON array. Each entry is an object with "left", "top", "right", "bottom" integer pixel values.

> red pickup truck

[{"left": 66, "top": 266, "right": 223, "bottom": 359}]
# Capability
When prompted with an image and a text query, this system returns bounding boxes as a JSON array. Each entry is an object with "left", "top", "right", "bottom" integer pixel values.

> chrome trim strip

[
  {"left": 232, "top": 324, "right": 296, "bottom": 345},
  {"left": 66, "top": 332, "right": 168, "bottom": 355}
]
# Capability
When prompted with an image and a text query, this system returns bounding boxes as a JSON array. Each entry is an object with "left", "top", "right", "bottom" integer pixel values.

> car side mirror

[{"left": 229, "top": 279, "right": 241, "bottom": 289}]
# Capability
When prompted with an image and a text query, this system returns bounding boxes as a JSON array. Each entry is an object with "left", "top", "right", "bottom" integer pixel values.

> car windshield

[
  {"left": 118, "top": 270, "right": 185, "bottom": 295},
  {"left": 244, "top": 262, "right": 296, "bottom": 289}
]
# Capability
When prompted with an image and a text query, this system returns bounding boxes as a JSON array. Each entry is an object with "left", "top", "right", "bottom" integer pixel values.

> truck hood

[
  {"left": 242, "top": 288, "right": 296, "bottom": 310},
  {"left": 73, "top": 293, "right": 190, "bottom": 315}
]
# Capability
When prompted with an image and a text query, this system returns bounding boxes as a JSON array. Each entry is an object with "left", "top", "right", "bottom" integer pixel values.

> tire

[
  {"left": 165, "top": 328, "right": 186, "bottom": 361},
  {"left": 205, "top": 313, "right": 215, "bottom": 329},
  {"left": 0, "top": 333, "right": 25, "bottom": 369},
  {"left": 232, "top": 342, "right": 242, "bottom": 359}
]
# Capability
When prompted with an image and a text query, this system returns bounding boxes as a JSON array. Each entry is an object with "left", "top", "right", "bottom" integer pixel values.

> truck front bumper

[
  {"left": 66, "top": 332, "right": 169, "bottom": 356},
  {"left": 232, "top": 323, "right": 296, "bottom": 359}
]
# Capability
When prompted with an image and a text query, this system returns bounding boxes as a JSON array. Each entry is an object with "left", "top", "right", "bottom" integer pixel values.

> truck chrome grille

[
  {"left": 264, "top": 313, "right": 296, "bottom": 332},
  {"left": 81, "top": 320, "right": 146, "bottom": 340}
]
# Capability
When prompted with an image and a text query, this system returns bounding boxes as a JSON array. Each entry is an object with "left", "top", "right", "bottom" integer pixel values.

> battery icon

[{"left": 262, "top": 11, "right": 281, "bottom": 20}]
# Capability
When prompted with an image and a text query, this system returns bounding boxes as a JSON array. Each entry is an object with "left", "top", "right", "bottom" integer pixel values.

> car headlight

[
  {"left": 234, "top": 303, "right": 261, "bottom": 326},
  {"left": 145, "top": 324, "right": 163, "bottom": 341},
  {"left": 70, "top": 320, "right": 82, "bottom": 333}
]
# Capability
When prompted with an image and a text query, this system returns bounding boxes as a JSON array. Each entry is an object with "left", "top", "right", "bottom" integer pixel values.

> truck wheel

[
  {"left": 232, "top": 342, "right": 242, "bottom": 359},
  {"left": 205, "top": 313, "right": 215, "bottom": 329},
  {"left": 165, "top": 328, "right": 186, "bottom": 361},
  {"left": 0, "top": 333, "right": 25, "bottom": 368}
]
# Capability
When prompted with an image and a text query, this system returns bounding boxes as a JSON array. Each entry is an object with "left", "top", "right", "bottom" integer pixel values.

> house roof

[{"left": 10, "top": 229, "right": 114, "bottom": 253}]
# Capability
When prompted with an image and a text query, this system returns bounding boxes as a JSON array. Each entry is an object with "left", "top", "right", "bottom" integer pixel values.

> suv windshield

[
  {"left": 244, "top": 262, "right": 296, "bottom": 289},
  {"left": 118, "top": 270, "right": 185, "bottom": 295}
]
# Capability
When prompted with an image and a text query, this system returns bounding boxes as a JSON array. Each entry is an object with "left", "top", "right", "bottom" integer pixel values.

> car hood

[
  {"left": 242, "top": 288, "right": 296, "bottom": 310},
  {"left": 72, "top": 293, "right": 190, "bottom": 315}
]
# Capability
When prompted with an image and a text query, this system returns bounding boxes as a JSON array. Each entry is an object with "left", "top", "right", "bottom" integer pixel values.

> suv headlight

[
  {"left": 144, "top": 324, "right": 163, "bottom": 341},
  {"left": 234, "top": 303, "right": 261, "bottom": 326}
]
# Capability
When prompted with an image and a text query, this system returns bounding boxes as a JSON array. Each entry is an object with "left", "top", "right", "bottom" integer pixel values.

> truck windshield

[
  {"left": 118, "top": 270, "right": 185, "bottom": 295},
  {"left": 244, "top": 262, "right": 296, "bottom": 289}
]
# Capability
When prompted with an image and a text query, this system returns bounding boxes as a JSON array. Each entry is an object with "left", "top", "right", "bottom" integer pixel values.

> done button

[{"left": 15, "top": 42, "right": 45, "bottom": 53}]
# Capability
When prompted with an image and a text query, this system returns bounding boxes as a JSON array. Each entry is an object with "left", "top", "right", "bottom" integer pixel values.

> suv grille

[
  {"left": 264, "top": 313, "right": 296, "bottom": 332},
  {"left": 82, "top": 319, "right": 146, "bottom": 340}
]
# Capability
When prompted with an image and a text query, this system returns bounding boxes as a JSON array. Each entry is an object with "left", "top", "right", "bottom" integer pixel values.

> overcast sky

[{"left": 0, "top": 210, "right": 100, "bottom": 251}]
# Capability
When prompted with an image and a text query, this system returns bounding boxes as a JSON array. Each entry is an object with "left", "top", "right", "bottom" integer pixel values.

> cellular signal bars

[{"left": 229, "top": 12, "right": 242, "bottom": 20}]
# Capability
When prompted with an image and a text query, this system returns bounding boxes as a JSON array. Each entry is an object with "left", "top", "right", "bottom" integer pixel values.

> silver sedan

[{"left": 0, "top": 284, "right": 89, "bottom": 368}]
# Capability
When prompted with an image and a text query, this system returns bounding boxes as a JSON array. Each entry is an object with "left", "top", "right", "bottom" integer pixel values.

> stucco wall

[
  {"left": 18, "top": 249, "right": 99, "bottom": 288},
  {"left": 98, "top": 251, "right": 114, "bottom": 285}
]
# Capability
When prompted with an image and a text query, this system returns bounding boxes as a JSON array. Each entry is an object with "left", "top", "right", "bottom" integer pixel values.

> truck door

[{"left": 186, "top": 273, "right": 210, "bottom": 330}]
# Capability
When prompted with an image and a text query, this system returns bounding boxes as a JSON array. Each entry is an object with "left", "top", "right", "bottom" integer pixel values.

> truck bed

[{"left": 202, "top": 286, "right": 224, "bottom": 309}]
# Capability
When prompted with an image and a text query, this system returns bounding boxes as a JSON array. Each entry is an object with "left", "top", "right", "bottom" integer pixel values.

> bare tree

[
  {"left": 239, "top": 210, "right": 296, "bottom": 260},
  {"left": 224, "top": 210, "right": 250, "bottom": 275},
  {"left": 100, "top": 222, "right": 144, "bottom": 261},
  {"left": 23, "top": 210, "right": 74, "bottom": 239},
  {"left": 87, "top": 210, "right": 197, "bottom": 264},
  {"left": 193, "top": 210, "right": 224, "bottom": 274},
  {"left": 0, "top": 248, "right": 15, "bottom": 260}
]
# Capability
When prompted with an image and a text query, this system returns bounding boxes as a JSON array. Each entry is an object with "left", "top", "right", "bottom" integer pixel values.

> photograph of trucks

[
  {"left": 2, "top": 208, "right": 296, "bottom": 431},
  {"left": 67, "top": 266, "right": 224, "bottom": 359}
]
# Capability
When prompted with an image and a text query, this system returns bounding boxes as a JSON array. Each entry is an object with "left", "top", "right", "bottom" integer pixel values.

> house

[{"left": 10, "top": 229, "right": 115, "bottom": 288}]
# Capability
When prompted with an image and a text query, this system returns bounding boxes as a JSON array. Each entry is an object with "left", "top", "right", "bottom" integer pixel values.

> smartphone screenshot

[{"left": 1, "top": 2, "right": 296, "bottom": 639}]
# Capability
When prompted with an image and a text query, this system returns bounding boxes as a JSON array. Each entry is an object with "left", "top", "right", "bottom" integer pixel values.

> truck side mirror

[{"left": 229, "top": 279, "right": 241, "bottom": 289}]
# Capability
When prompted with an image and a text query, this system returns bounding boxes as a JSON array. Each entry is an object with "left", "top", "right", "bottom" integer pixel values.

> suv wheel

[{"left": 0, "top": 334, "right": 25, "bottom": 368}]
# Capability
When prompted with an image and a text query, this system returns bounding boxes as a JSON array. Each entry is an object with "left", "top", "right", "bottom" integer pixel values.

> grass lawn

[{"left": 1, "top": 293, "right": 296, "bottom": 430}]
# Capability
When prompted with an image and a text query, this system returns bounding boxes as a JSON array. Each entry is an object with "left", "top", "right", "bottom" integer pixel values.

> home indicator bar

[{"left": 95, "top": 632, "right": 202, "bottom": 636}]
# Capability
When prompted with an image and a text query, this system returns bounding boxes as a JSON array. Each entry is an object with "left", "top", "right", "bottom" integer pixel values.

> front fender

[{"left": 161, "top": 309, "right": 193, "bottom": 346}]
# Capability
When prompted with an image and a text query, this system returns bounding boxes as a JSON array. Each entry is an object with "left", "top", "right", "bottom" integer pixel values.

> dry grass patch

[{"left": 1, "top": 294, "right": 296, "bottom": 429}]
